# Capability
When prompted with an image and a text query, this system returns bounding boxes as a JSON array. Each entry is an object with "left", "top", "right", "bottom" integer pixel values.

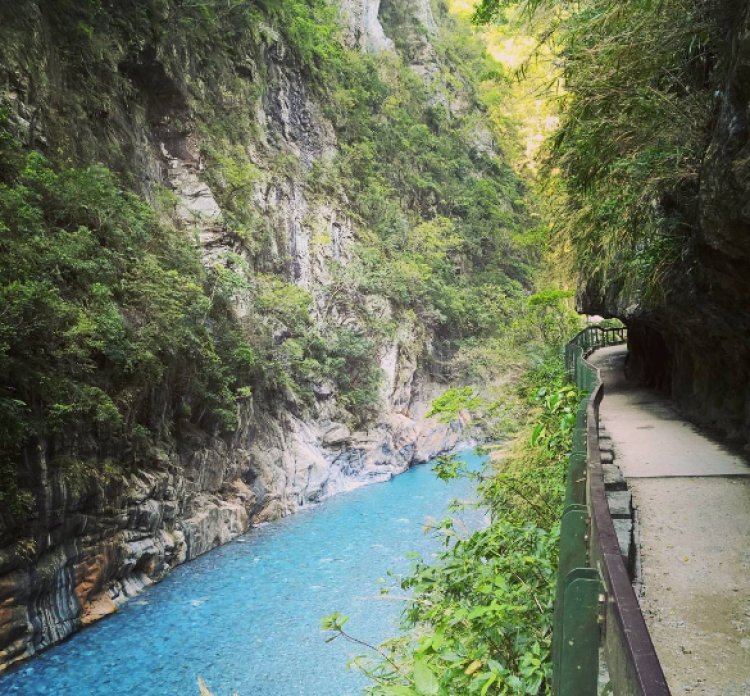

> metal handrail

[
  {"left": 554, "top": 325, "right": 670, "bottom": 696},
  {"left": 587, "top": 382, "right": 670, "bottom": 695},
  {"left": 564, "top": 325, "right": 627, "bottom": 378}
]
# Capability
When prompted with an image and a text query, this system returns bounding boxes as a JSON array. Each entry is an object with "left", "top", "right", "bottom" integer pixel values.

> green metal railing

[
  {"left": 553, "top": 326, "right": 670, "bottom": 696},
  {"left": 564, "top": 326, "right": 626, "bottom": 390}
]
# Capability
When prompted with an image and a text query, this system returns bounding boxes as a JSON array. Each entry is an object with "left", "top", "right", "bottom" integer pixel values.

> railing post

[
  {"left": 552, "top": 504, "right": 590, "bottom": 692},
  {"left": 565, "top": 452, "right": 587, "bottom": 508},
  {"left": 558, "top": 569, "right": 603, "bottom": 696}
]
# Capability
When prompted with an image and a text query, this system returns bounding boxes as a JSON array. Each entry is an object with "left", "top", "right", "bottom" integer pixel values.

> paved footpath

[{"left": 589, "top": 346, "right": 750, "bottom": 696}]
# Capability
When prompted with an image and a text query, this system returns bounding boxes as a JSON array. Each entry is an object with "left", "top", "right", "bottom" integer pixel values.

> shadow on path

[{"left": 590, "top": 346, "right": 750, "bottom": 696}]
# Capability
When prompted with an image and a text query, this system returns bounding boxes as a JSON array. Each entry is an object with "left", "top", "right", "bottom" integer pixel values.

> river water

[{"left": 0, "top": 450, "right": 485, "bottom": 696}]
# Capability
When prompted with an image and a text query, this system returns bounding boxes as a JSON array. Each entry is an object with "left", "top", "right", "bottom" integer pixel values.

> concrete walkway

[{"left": 590, "top": 346, "right": 750, "bottom": 696}]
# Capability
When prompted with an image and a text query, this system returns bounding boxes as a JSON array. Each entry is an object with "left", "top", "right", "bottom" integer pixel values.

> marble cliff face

[{"left": 0, "top": 0, "right": 476, "bottom": 669}]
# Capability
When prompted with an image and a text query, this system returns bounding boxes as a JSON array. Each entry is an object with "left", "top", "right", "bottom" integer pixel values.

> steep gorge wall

[
  {"left": 578, "top": 0, "right": 750, "bottom": 447},
  {"left": 0, "top": 0, "right": 504, "bottom": 669}
]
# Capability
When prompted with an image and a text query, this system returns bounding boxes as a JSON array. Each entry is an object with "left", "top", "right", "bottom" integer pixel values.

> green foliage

[
  {"left": 0, "top": 124, "right": 253, "bottom": 533},
  {"left": 431, "top": 454, "right": 472, "bottom": 482},
  {"left": 472, "top": 0, "right": 548, "bottom": 24},
  {"left": 308, "top": 30, "right": 534, "bottom": 343},
  {"left": 427, "top": 387, "right": 481, "bottom": 424},
  {"left": 447, "top": 285, "right": 581, "bottom": 389},
  {"left": 476, "top": 0, "right": 717, "bottom": 301},
  {"left": 324, "top": 327, "right": 383, "bottom": 422},
  {"left": 324, "top": 359, "right": 576, "bottom": 695},
  {"left": 524, "top": 290, "right": 577, "bottom": 350},
  {"left": 207, "top": 144, "right": 261, "bottom": 231},
  {"left": 280, "top": 0, "right": 344, "bottom": 73},
  {"left": 236, "top": 274, "right": 382, "bottom": 424}
]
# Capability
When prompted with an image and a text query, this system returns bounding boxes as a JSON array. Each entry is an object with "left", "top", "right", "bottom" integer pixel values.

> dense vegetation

[
  {"left": 301, "top": 5, "right": 537, "bottom": 350},
  {"left": 0, "top": 129, "right": 254, "bottom": 527},
  {"left": 0, "top": 0, "right": 542, "bottom": 537},
  {"left": 474, "top": 0, "right": 718, "bottom": 302},
  {"left": 323, "top": 354, "right": 578, "bottom": 694}
]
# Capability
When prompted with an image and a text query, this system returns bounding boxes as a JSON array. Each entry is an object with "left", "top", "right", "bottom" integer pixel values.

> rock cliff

[
  {"left": 0, "top": 0, "right": 520, "bottom": 670},
  {"left": 578, "top": 0, "right": 750, "bottom": 448}
]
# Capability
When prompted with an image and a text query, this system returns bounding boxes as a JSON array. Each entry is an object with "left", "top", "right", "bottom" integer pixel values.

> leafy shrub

[
  {"left": 0, "top": 124, "right": 252, "bottom": 532},
  {"left": 324, "top": 360, "right": 577, "bottom": 695}
]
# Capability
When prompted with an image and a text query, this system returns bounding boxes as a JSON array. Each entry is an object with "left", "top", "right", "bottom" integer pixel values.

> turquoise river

[{"left": 0, "top": 450, "right": 485, "bottom": 696}]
